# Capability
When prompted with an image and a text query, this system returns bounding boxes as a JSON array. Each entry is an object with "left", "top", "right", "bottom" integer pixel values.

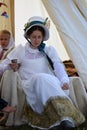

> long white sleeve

[
  {"left": 53, "top": 61, "right": 69, "bottom": 86},
  {"left": 45, "top": 45, "right": 69, "bottom": 86},
  {"left": 0, "top": 58, "right": 10, "bottom": 74}
]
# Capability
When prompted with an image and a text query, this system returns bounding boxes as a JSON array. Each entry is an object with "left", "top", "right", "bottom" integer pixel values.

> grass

[{"left": 0, "top": 120, "right": 87, "bottom": 130}]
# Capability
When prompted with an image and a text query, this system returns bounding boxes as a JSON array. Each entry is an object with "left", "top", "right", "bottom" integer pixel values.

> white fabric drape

[
  {"left": 42, "top": 0, "right": 87, "bottom": 89},
  {"left": 73, "top": 0, "right": 87, "bottom": 20}
]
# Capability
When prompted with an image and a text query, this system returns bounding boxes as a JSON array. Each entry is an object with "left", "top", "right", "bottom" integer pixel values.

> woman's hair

[
  {"left": 0, "top": 30, "right": 10, "bottom": 36},
  {"left": 27, "top": 26, "right": 45, "bottom": 38}
]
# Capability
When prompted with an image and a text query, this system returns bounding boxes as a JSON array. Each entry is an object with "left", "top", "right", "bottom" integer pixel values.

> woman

[
  {"left": 0, "top": 29, "right": 15, "bottom": 60},
  {"left": 0, "top": 16, "right": 85, "bottom": 129}
]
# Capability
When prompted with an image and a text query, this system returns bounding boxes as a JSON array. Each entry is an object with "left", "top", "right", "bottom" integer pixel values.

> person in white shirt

[{"left": 0, "top": 16, "right": 85, "bottom": 129}]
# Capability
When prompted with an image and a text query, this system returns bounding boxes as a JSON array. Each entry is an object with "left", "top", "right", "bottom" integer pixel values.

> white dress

[
  {"left": 0, "top": 43, "right": 85, "bottom": 128},
  {"left": 7, "top": 43, "right": 69, "bottom": 113}
]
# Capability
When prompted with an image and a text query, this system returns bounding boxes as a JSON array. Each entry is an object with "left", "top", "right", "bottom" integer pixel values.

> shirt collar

[{"left": 25, "top": 42, "right": 39, "bottom": 54}]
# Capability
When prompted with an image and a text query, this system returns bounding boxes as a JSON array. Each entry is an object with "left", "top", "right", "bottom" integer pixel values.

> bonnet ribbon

[{"left": 38, "top": 43, "right": 54, "bottom": 70}]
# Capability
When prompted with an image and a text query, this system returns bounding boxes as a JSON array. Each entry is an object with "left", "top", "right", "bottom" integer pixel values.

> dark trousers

[{"left": 0, "top": 98, "right": 8, "bottom": 110}]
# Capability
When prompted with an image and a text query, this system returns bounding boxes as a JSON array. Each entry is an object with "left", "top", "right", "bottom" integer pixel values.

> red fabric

[
  {"left": 0, "top": 50, "right": 4, "bottom": 59},
  {"left": 0, "top": 49, "right": 8, "bottom": 60}
]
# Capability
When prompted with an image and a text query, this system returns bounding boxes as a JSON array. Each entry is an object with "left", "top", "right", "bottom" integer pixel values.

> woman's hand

[
  {"left": 9, "top": 62, "right": 21, "bottom": 72},
  {"left": 61, "top": 83, "right": 69, "bottom": 90}
]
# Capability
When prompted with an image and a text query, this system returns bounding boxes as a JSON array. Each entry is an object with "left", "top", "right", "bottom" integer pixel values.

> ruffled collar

[{"left": 25, "top": 42, "right": 40, "bottom": 54}]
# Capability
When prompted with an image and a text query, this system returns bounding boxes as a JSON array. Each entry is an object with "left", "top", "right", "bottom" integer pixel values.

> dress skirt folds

[
  {"left": 24, "top": 96, "right": 85, "bottom": 129},
  {"left": 22, "top": 73, "right": 85, "bottom": 129}
]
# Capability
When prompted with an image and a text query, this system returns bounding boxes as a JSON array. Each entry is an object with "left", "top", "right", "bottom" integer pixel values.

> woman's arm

[
  {"left": 0, "top": 58, "right": 10, "bottom": 74},
  {"left": 45, "top": 45, "right": 69, "bottom": 89},
  {"left": 54, "top": 61, "right": 70, "bottom": 91}
]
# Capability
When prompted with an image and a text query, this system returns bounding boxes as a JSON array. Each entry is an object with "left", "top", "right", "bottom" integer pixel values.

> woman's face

[
  {"left": 28, "top": 30, "right": 43, "bottom": 48},
  {"left": 0, "top": 33, "right": 10, "bottom": 48}
]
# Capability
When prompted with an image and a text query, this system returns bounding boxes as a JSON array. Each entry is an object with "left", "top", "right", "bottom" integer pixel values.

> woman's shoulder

[
  {"left": 45, "top": 45, "right": 61, "bottom": 62},
  {"left": 15, "top": 44, "right": 24, "bottom": 49},
  {"left": 7, "top": 44, "right": 25, "bottom": 59},
  {"left": 10, "top": 44, "right": 24, "bottom": 52},
  {"left": 45, "top": 45, "right": 57, "bottom": 53}
]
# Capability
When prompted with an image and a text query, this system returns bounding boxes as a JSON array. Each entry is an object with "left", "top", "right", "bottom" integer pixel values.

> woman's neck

[{"left": 30, "top": 44, "right": 37, "bottom": 49}]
